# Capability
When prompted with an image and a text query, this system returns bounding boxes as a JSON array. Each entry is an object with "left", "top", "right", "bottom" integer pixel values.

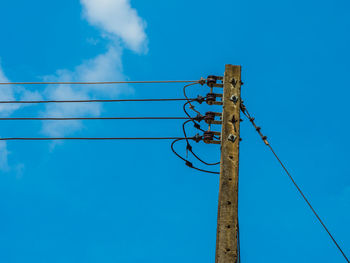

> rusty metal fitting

[
  {"left": 203, "top": 131, "right": 215, "bottom": 142},
  {"left": 203, "top": 131, "right": 221, "bottom": 144},
  {"left": 206, "top": 93, "right": 217, "bottom": 105},
  {"left": 193, "top": 133, "right": 202, "bottom": 143},
  {"left": 204, "top": 112, "right": 215, "bottom": 124},
  {"left": 198, "top": 77, "right": 206, "bottom": 86},
  {"left": 206, "top": 93, "right": 223, "bottom": 106},
  {"left": 207, "top": 75, "right": 217, "bottom": 88},
  {"left": 204, "top": 112, "right": 222, "bottom": 125},
  {"left": 194, "top": 95, "right": 205, "bottom": 104},
  {"left": 194, "top": 114, "right": 204, "bottom": 122}
]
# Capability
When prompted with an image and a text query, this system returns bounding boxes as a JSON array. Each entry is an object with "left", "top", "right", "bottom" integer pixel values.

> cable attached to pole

[
  {"left": 0, "top": 80, "right": 201, "bottom": 85},
  {"left": 0, "top": 137, "right": 197, "bottom": 141},
  {"left": 241, "top": 102, "right": 350, "bottom": 263},
  {"left": 0, "top": 117, "right": 191, "bottom": 121},
  {"left": 0, "top": 98, "right": 199, "bottom": 104}
]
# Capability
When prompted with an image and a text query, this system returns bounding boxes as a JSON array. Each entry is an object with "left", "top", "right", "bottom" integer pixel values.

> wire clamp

[
  {"left": 194, "top": 114, "right": 204, "bottom": 122},
  {"left": 185, "top": 161, "right": 193, "bottom": 168},
  {"left": 193, "top": 133, "right": 202, "bottom": 143},
  {"left": 193, "top": 123, "right": 201, "bottom": 129},
  {"left": 194, "top": 95, "right": 205, "bottom": 104},
  {"left": 198, "top": 77, "right": 206, "bottom": 86}
]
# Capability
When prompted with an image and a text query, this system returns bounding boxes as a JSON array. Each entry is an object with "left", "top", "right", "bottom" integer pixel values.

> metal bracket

[
  {"left": 228, "top": 134, "right": 237, "bottom": 143},
  {"left": 230, "top": 95, "right": 239, "bottom": 104}
]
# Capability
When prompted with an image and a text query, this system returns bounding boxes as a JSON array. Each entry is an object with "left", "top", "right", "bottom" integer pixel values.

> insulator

[
  {"left": 204, "top": 112, "right": 216, "bottom": 124},
  {"left": 207, "top": 75, "right": 217, "bottom": 88},
  {"left": 206, "top": 93, "right": 217, "bottom": 105},
  {"left": 203, "top": 131, "right": 215, "bottom": 142}
]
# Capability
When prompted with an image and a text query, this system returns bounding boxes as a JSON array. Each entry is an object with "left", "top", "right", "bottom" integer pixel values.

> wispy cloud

[
  {"left": 81, "top": 0, "right": 147, "bottom": 52},
  {"left": 0, "top": 65, "right": 24, "bottom": 117},
  {"left": 0, "top": 64, "right": 41, "bottom": 170}
]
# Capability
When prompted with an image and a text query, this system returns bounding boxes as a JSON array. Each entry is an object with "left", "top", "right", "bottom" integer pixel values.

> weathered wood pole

[{"left": 215, "top": 65, "right": 242, "bottom": 263}]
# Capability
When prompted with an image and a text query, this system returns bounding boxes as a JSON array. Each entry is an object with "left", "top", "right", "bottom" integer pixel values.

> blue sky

[{"left": 0, "top": 0, "right": 349, "bottom": 262}]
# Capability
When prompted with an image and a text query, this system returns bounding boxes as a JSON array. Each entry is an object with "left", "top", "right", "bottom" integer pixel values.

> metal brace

[
  {"left": 230, "top": 77, "right": 237, "bottom": 87},
  {"left": 231, "top": 115, "right": 237, "bottom": 132},
  {"left": 230, "top": 78, "right": 243, "bottom": 88}
]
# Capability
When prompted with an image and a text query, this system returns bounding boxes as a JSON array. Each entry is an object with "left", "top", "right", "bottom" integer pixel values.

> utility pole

[{"left": 215, "top": 65, "right": 242, "bottom": 263}]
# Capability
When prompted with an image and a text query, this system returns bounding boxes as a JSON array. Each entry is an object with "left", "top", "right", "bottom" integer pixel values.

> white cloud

[
  {"left": 41, "top": 46, "right": 132, "bottom": 137},
  {"left": 0, "top": 65, "right": 43, "bottom": 117},
  {"left": 81, "top": 0, "right": 147, "bottom": 52}
]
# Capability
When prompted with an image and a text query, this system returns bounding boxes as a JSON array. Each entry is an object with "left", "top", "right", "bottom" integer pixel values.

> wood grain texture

[{"left": 215, "top": 65, "right": 241, "bottom": 263}]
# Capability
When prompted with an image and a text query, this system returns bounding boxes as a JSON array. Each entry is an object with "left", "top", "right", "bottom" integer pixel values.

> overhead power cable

[
  {"left": 0, "top": 98, "right": 198, "bottom": 104},
  {"left": 0, "top": 117, "right": 190, "bottom": 121},
  {"left": 241, "top": 102, "right": 350, "bottom": 263},
  {"left": 0, "top": 137, "right": 198, "bottom": 141},
  {"left": 0, "top": 80, "right": 200, "bottom": 85}
]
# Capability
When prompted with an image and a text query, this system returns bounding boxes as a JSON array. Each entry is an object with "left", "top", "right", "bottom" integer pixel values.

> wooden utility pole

[{"left": 215, "top": 65, "right": 242, "bottom": 263}]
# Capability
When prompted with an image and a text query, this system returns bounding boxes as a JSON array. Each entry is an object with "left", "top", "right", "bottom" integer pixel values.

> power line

[
  {"left": 0, "top": 98, "right": 198, "bottom": 104},
  {"left": 0, "top": 80, "right": 201, "bottom": 85},
  {"left": 0, "top": 137, "right": 198, "bottom": 141},
  {"left": 0, "top": 117, "right": 190, "bottom": 121},
  {"left": 241, "top": 102, "right": 350, "bottom": 263}
]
